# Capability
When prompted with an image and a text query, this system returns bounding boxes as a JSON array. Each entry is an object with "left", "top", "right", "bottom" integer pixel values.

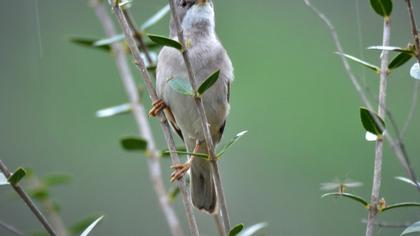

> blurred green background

[{"left": 1, "top": 0, "right": 420, "bottom": 235}]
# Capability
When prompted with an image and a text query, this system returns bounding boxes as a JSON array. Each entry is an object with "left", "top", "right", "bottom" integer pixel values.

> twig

[
  {"left": 402, "top": 0, "right": 420, "bottom": 138},
  {"left": 365, "top": 16, "right": 392, "bottom": 236},
  {"left": 122, "top": 9, "right": 153, "bottom": 65},
  {"left": 304, "top": 0, "right": 418, "bottom": 189},
  {"left": 0, "top": 160, "right": 56, "bottom": 236},
  {"left": 90, "top": 1, "right": 187, "bottom": 236},
  {"left": 167, "top": 0, "right": 231, "bottom": 234},
  {"left": 213, "top": 215, "right": 225, "bottom": 236},
  {"left": 0, "top": 220, "right": 24, "bottom": 236},
  {"left": 103, "top": 1, "right": 200, "bottom": 235},
  {"left": 405, "top": 0, "right": 420, "bottom": 62}
]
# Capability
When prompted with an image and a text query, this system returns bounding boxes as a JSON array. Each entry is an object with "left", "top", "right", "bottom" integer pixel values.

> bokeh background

[{"left": 1, "top": 0, "right": 420, "bottom": 235}]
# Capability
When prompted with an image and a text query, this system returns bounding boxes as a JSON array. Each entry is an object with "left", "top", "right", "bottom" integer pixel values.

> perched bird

[{"left": 149, "top": 0, "right": 233, "bottom": 214}]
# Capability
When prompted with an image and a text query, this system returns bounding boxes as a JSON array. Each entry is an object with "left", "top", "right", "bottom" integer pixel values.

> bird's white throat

[{"left": 181, "top": 3, "right": 215, "bottom": 32}]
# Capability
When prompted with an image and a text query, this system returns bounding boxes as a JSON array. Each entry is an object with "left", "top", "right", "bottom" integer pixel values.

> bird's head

[{"left": 170, "top": 0, "right": 215, "bottom": 37}]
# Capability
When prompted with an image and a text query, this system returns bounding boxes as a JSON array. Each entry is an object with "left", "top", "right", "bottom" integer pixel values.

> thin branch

[
  {"left": 100, "top": 1, "right": 200, "bottom": 235},
  {"left": 405, "top": 0, "right": 420, "bottom": 62},
  {"left": 402, "top": 0, "right": 420, "bottom": 138},
  {"left": 122, "top": 9, "right": 153, "bottom": 65},
  {"left": 167, "top": 1, "right": 231, "bottom": 234},
  {"left": 0, "top": 160, "right": 56, "bottom": 236},
  {"left": 304, "top": 0, "right": 418, "bottom": 189},
  {"left": 366, "top": 16, "right": 391, "bottom": 236},
  {"left": 0, "top": 220, "right": 24, "bottom": 236},
  {"left": 213, "top": 214, "right": 225, "bottom": 236}
]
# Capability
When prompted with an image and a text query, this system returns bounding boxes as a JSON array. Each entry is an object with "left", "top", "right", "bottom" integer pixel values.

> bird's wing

[
  {"left": 164, "top": 107, "right": 184, "bottom": 141},
  {"left": 218, "top": 80, "right": 231, "bottom": 139}
]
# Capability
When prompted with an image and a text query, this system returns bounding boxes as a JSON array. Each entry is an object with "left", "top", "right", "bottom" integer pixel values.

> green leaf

[
  {"left": 198, "top": 70, "right": 220, "bottom": 96},
  {"left": 369, "top": 0, "right": 392, "bottom": 17},
  {"left": 93, "top": 32, "right": 160, "bottom": 50},
  {"left": 229, "top": 224, "right": 244, "bottom": 236},
  {"left": 168, "top": 175, "right": 190, "bottom": 202},
  {"left": 401, "top": 221, "right": 420, "bottom": 235},
  {"left": 160, "top": 147, "right": 187, "bottom": 158},
  {"left": 410, "top": 63, "right": 420, "bottom": 80},
  {"left": 395, "top": 176, "right": 420, "bottom": 188},
  {"left": 168, "top": 186, "right": 180, "bottom": 203},
  {"left": 43, "top": 174, "right": 72, "bottom": 186},
  {"left": 381, "top": 202, "right": 420, "bottom": 212},
  {"left": 69, "top": 37, "right": 111, "bottom": 52},
  {"left": 238, "top": 222, "right": 268, "bottom": 236},
  {"left": 336, "top": 52, "right": 380, "bottom": 72},
  {"left": 389, "top": 52, "right": 413, "bottom": 70},
  {"left": 321, "top": 192, "right": 369, "bottom": 208},
  {"left": 360, "top": 107, "right": 385, "bottom": 136},
  {"left": 367, "top": 46, "right": 415, "bottom": 54},
  {"left": 8, "top": 168, "right": 27, "bottom": 185},
  {"left": 80, "top": 216, "right": 104, "bottom": 236},
  {"left": 141, "top": 5, "right": 171, "bottom": 31},
  {"left": 29, "top": 187, "right": 49, "bottom": 201},
  {"left": 148, "top": 34, "right": 182, "bottom": 50},
  {"left": 120, "top": 137, "right": 148, "bottom": 152},
  {"left": 0, "top": 172, "right": 8, "bottom": 186},
  {"left": 118, "top": 0, "right": 132, "bottom": 9},
  {"left": 147, "top": 64, "right": 157, "bottom": 74},
  {"left": 94, "top": 34, "right": 125, "bottom": 47},
  {"left": 51, "top": 201, "right": 61, "bottom": 212},
  {"left": 217, "top": 131, "right": 248, "bottom": 157},
  {"left": 145, "top": 41, "right": 161, "bottom": 50},
  {"left": 163, "top": 150, "right": 209, "bottom": 159},
  {"left": 368, "top": 45, "right": 414, "bottom": 70},
  {"left": 69, "top": 216, "right": 102, "bottom": 235},
  {"left": 168, "top": 78, "right": 195, "bottom": 96},
  {"left": 96, "top": 104, "right": 131, "bottom": 118}
]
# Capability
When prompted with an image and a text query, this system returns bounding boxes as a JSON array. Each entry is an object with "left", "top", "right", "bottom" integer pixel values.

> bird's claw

[
  {"left": 170, "top": 162, "right": 191, "bottom": 182},
  {"left": 148, "top": 99, "right": 167, "bottom": 117}
]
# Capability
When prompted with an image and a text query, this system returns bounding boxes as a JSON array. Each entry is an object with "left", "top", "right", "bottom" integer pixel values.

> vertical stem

[
  {"left": 103, "top": 1, "right": 200, "bottom": 235},
  {"left": 0, "top": 160, "right": 56, "bottom": 236},
  {"left": 213, "top": 214, "right": 225, "bottom": 236},
  {"left": 365, "top": 17, "right": 391, "bottom": 236},
  {"left": 90, "top": 1, "right": 186, "bottom": 236},
  {"left": 405, "top": 0, "right": 420, "bottom": 62},
  {"left": 167, "top": 0, "right": 231, "bottom": 233}
]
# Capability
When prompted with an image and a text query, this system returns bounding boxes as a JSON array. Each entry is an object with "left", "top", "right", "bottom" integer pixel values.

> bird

[{"left": 149, "top": 0, "right": 233, "bottom": 214}]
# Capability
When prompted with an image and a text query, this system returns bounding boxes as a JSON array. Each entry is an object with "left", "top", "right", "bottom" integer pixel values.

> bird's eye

[{"left": 180, "top": 0, "right": 193, "bottom": 8}]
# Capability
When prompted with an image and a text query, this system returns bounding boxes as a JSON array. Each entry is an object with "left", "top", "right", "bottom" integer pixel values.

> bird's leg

[
  {"left": 170, "top": 141, "right": 201, "bottom": 182},
  {"left": 148, "top": 99, "right": 167, "bottom": 117}
]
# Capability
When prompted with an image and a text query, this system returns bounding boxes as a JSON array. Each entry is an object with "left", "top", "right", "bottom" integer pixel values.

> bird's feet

[
  {"left": 148, "top": 99, "right": 167, "bottom": 117},
  {"left": 170, "top": 161, "right": 192, "bottom": 182},
  {"left": 170, "top": 142, "right": 201, "bottom": 182}
]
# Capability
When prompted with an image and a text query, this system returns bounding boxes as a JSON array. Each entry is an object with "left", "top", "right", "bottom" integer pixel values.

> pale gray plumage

[{"left": 156, "top": 0, "right": 233, "bottom": 213}]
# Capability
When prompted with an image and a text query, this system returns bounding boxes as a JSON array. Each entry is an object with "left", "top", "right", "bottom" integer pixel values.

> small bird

[{"left": 150, "top": 0, "right": 233, "bottom": 214}]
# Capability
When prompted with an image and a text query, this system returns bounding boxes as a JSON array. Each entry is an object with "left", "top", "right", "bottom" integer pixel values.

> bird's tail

[{"left": 190, "top": 144, "right": 217, "bottom": 214}]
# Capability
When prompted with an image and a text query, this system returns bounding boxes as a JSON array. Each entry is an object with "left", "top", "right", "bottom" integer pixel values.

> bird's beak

[{"left": 196, "top": 0, "right": 207, "bottom": 5}]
